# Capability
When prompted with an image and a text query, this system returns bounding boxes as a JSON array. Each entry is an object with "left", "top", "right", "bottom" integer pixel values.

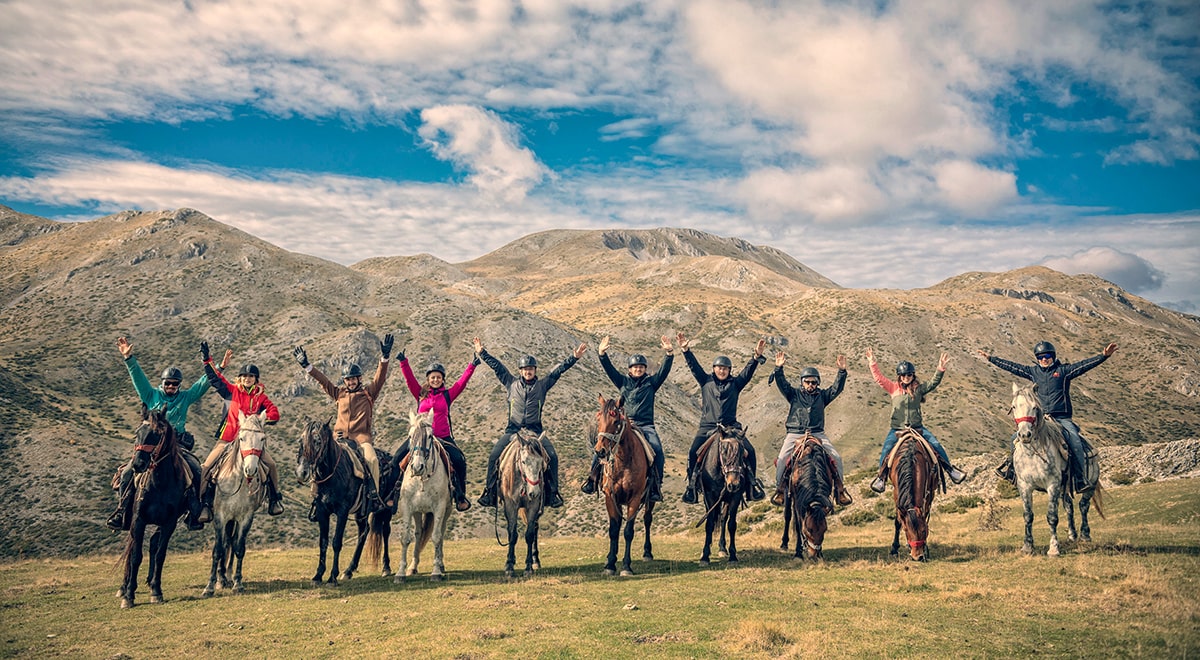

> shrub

[
  {"left": 841, "top": 509, "right": 880, "bottom": 526},
  {"left": 1110, "top": 469, "right": 1138, "bottom": 486}
]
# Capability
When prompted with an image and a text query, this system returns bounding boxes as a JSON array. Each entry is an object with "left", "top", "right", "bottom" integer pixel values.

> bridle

[{"left": 299, "top": 421, "right": 340, "bottom": 486}]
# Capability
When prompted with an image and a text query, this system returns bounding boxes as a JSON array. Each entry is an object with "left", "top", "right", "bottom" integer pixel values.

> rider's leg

[
  {"left": 107, "top": 460, "right": 136, "bottom": 531},
  {"left": 580, "top": 452, "right": 601, "bottom": 494},
  {"left": 361, "top": 441, "right": 382, "bottom": 511},
  {"left": 995, "top": 432, "right": 1017, "bottom": 482},
  {"left": 261, "top": 448, "right": 284, "bottom": 515},
  {"left": 477, "top": 433, "right": 511, "bottom": 508},
  {"left": 920, "top": 429, "right": 965, "bottom": 484},
  {"left": 641, "top": 424, "right": 665, "bottom": 503},
  {"left": 387, "top": 440, "right": 411, "bottom": 506},
  {"left": 197, "top": 441, "right": 227, "bottom": 523},
  {"left": 773, "top": 433, "right": 801, "bottom": 506},
  {"left": 743, "top": 436, "right": 765, "bottom": 501},
  {"left": 443, "top": 439, "right": 470, "bottom": 511},
  {"left": 1057, "top": 418, "right": 1090, "bottom": 491},
  {"left": 817, "top": 432, "right": 853, "bottom": 506},
  {"left": 682, "top": 428, "right": 709, "bottom": 504},
  {"left": 871, "top": 430, "right": 898, "bottom": 493},
  {"left": 182, "top": 451, "right": 204, "bottom": 529},
  {"left": 542, "top": 437, "right": 563, "bottom": 508}
]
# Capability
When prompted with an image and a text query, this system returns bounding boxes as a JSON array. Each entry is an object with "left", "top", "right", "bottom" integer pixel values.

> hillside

[{"left": 1, "top": 205, "right": 1198, "bottom": 558}]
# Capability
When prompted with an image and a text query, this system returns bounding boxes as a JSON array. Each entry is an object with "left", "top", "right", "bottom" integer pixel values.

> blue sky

[{"left": 2, "top": 0, "right": 1198, "bottom": 311}]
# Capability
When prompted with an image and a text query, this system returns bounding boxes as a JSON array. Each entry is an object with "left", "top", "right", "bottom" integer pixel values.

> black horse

[
  {"left": 118, "top": 406, "right": 189, "bottom": 609},
  {"left": 780, "top": 436, "right": 833, "bottom": 561},
  {"left": 296, "top": 419, "right": 395, "bottom": 585},
  {"left": 697, "top": 424, "right": 750, "bottom": 566}
]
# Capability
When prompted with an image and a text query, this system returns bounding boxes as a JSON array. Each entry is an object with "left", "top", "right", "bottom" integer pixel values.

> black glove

[
  {"left": 380, "top": 333, "right": 394, "bottom": 360},
  {"left": 293, "top": 346, "right": 309, "bottom": 368},
  {"left": 395, "top": 349, "right": 405, "bottom": 362},
  {"left": 472, "top": 355, "right": 481, "bottom": 366},
  {"left": 200, "top": 341, "right": 210, "bottom": 362}
]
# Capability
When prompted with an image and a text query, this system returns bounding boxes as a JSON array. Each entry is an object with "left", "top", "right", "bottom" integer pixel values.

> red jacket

[{"left": 209, "top": 364, "right": 281, "bottom": 442}]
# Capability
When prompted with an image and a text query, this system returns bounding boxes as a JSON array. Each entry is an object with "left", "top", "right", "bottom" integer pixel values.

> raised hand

[
  {"left": 938, "top": 352, "right": 950, "bottom": 371},
  {"left": 473, "top": 337, "right": 483, "bottom": 355},
  {"left": 380, "top": 333, "right": 394, "bottom": 359},
  {"left": 573, "top": 343, "right": 588, "bottom": 360},
  {"left": 598, "top": 336, "right": 610, "bottom": 355},
  {"left": 754, "top": 337, "right": 766, "bottom": 358},
  {"left": 660, "top": 335, "right": 673, "bottom": 352},
  {"left": 865, "top": 347, "right": 875, "bottom": 363},
  {"left": 976, "top": 349, "right": 991, "bottom": 360},
  {"left": 1103, "top": 343, "right": 1118, "bottom": 357},
  {"left": 836, "top": 354, "right": 847, "bottom": 370},
  {"left": 293, "top": 346, "right": 310, "bottom": 368},
  {"left": 676, "top": 332, "right": 690, "bottom": 352},
  {"left": 117, "top": 337, "right": 133, "bottom": 360},
  {"left": 775, "top": 351, "right": 786, "bottom": 367},
  {"left": 220, "top": 349, "right": 233, "bottom": 370},
  {"left": 200, "top": 341, "right": 210, "bottom": 362}
]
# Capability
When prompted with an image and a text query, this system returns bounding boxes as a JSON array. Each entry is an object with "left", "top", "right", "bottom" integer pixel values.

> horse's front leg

[
  {"left": 700, "top": 510, "right": 716, "bottom": 566},
  {"left": 1045, "top": 484, "right": 1062, "bottom": 557},
  {"left": 604, "top": 506, "right": 621, "bottom": 576},
  {"left": 1021, "top": 486, "right": 1036, "bottom": 555},
  {"left": 430, "top": 509, "right": 448, "bottom": 581},
  {"left": 717, "top": 507, "right": 728, "bottom": 558},
  {"left": 642, "top": 501, "right": 655, "bottom": 561},
  {"left": 380, "top": 514, "right": 393, "bottom": 578},
  {"left": 890, "top": 516, "right": 901, "bottom": 557},
  {"left": 233, "top": 521, "right": 251, "bottom": 592},
  {"left": 621, "top": 506, "right": 637, "bottom": 576},
  {"left": 328, "top": 514, "right": 349, "bottom": 585},
  {"left": 781, "top": 493, "right": 792, "bottom": 551},
  {"left": 726, "top": 503, "right": 739, "bottom": 564},
  {"left": 792, "top": 502, "right": 805, "bottom": 559},
  {"left": 1062, "top": 489, "right": 1078, "bottom": 542},
  {"left": 524, "top": 516, "right": 540, "bottom": 577},
  {"left": 342, "top": 516, "right": 369, "bottom": 581},
  {"left": 203, "top": 525, "right": 224, "bottom": 597},
  {"left": 121, "top": 522, "right": 146, "bottom": 609},
  {"left": 394, "top": 507, "right": 412, "bottom": 583},
  {"left": 407, "top": 512, "right": 425, "bottom": 577},
  {"left": 504, "top": 509, "right": 519, "bottom": 578},
  {"left": 312, "top": 514, "right": 329, "bottom": 585}
]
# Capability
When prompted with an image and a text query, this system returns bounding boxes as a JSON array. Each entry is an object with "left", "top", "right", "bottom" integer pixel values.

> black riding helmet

[
  {"left": 342, "top": 363, "right": 362, "bottom": 379},
  {"left": 426, "top": 363, "right": 445, "bottom": 377},
  {"left": 161, "top": 366, "right": 183, "bottom": 384},
  {"left": 1033, "top": 341, "right": 1056, "bottom": 358},
  {"left": 238, "top": 364, "right": 260, "bottom": 378},
  {"left": 895, "top": 361, "right": 916, "bottom": 376},
  {"left": 628, "top": 354, "right": 648, "bottom": 367},
  {"left": 800, "top": 366, "right": 821, "bottom": 384},
  {"left": 518, "top": 355, "right": 538, "bottom": 369},
  {"left": 712, "top": 356, "right": 733, "bottom": 368}
]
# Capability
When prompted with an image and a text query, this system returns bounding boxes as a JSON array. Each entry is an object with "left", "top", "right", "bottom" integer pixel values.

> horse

[
  {"left": 394, "top": 411, "right": 453, "bottom": 582},
  {"left": 498, "top": 428, "right": 549, "bottom": 578},
  {"left": 696, "top": 424, "right": 750, "bottom": 566},
  {"left": 118, "top": 406, "right": 189, "bottom": 609},
  {"left": 1009, "top": 383, "right": 1105, "bottom": 555},
  {"left": 295, "top": 419, "right": 394, "bottom": 586},
  {"left": 888, "top": 427, "right": 941, "bottom": 561},
  {"left": 202, "top": 411, "right": 268, "bottom": 596},
  {"left": 779, "top": 433, "right": 833, "bottom": 561},
  {"left": 593, "top": 394, "right": 655, "bottom": 576}
]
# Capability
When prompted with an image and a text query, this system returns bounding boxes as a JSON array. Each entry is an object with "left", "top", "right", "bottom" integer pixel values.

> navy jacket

[
  {"left": 988, "top": 353, "right": 1108, "bottom": 418},
  {"left": 598, "top": 352, "right": 673, "bottom": 426}
]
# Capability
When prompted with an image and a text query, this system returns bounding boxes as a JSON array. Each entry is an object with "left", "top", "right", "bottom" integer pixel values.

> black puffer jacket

[
  {"left": 684, "top": 350, "right": 761, "bottom": 429},
  {"left": 774, "top": 367, "right": 846, "bottom": 433},
  {"left": 480, "top": 349, "right": 578, "bottom": 433}
]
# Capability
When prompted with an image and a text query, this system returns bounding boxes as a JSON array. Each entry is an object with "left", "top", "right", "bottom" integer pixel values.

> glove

[
  {"left": 472, "top": 355, "right": 481, "bottom": 366},
  {"left": 200, "top": 341, "right": 210, "bottom": 362},
  {"left": 395, "top": 349, "right": 405, "bottom": 362},
  {"left": 380, "top": 333, "right": 394, "bottom": 360},
  {"left": 293, "top": 346, "right": 309, "bottom": 368}
]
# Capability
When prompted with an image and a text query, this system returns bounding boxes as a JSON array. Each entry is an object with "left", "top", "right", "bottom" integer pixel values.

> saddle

[
  {"left": 629, "top": 425, "right": 655, "bottom": 466},
  {"left": 783, "top": 435, "right": 838, "bottom": 485},
  {"left": 335, "top": 437, "right": 367, "bottom": 480},
  {"left": 396, "top": 438, "right": 455, "bottom": 476},
  {"left": 886, "top": 429, "right": 946, "bottom": 493}
]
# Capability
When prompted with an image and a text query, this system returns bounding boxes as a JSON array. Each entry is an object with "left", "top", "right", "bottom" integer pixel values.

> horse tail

[
  {"left": 1089, "top": 482, "right": 1106, "bottom": 519},
  {"left": 364, "top": 514, "right": 383, "bottom": 569},
  {"left": 416, "top": 513, "right": 434, "bottom": 555}
]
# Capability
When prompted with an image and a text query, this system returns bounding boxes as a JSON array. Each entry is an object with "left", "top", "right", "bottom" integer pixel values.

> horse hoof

[
  {"left": 717, "top": 550, "right": 728, "bottom": 558},
  {"left": 120, "top": 598, "right": 134, "bottom": 609},
  {"left": 727, "top": 558, "right": 738, "bottom": 565},
  {"left": 1021, "top": 544, "right": 1034, "bottom": 556},
  {"left": 149, "top": 595, "right": 163, "bottom": 604},
  {"left": 532, "top": 562, "right": 541, "bottom": 571},
  {"left": 430, "top": 574, "right": 445, "bottom": 582},
  {"left": 381, "top": 570, "right": 392, "bottom": 578},
  {"left": 642, "top": 553, "right": 654, "bottom": 561},
  {"left": 699, "top": 559, "right": 709, "bottom": 567},
  {"left": 201, "top": 588, "right": 214, "bottom": 598},
  {"left": 504, "top": 569, "right": 514, "bottom": 578},
  {"left": 603, "top": 568, "right": 616, "bottom": 576},
  {"left": 340, "top": 572, "right": 353, "bottom": 581},
  {"left": 523, "top": 569, "right": 533, "bottom": 578},
  {"left": 394, "top": 575, "right": 405, "bottom": 584},
  {"left": 620, "top": 569, "right": 634, "bottom": 577},
  {"left": 1081, "top": 534, "right": 1092, "bottom": 543},
  {"left": 234, "top": 585, "right": 245, "bottom": 594}
]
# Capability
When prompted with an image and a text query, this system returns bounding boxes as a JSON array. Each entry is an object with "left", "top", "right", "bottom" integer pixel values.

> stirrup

[
  {"left": 870, "top": 476, "right": 886, "bottom": 493},
  {"left": 836, "top": 488, "right": 853, "bottom": 506},
  {"left": 196, "top": 505, "right": 213, "bottom": 524},
  {"left": 268, "top": 498, "right": 284, "bottom": 515},
  {"left": 682, "top": 485, "right": 697, "bottom": 504},
  {"left": 948, "top": 466, "right": 966, "bottom": 484},
  {"left": 770, "top": 489, "right": 785, "bottom": 506},
  {"left": 455, "top": 497, "right": 471, "bottom": 512},
  {"left": 106, "top": 511, "right": 126, "bottom": 532},
  {"left": 580, "top": 478, "right": 596, "bottom": 495}
]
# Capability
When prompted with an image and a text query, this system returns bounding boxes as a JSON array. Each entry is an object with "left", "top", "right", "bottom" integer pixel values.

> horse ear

[
  {"left": 617, "top": 394, "right": 625, "bottom": 409},
  {"left": 1012, "top": 382, "right": 1020, "bottom": 395},
  {"left": 597, "top": 393, "right": 605, "bottom": 405},
  {"left": 258, "top": 410, "right": 268, "bottom": 422},
  {"left": 238, "top": 410, "right": 247, "bottom": 424}
]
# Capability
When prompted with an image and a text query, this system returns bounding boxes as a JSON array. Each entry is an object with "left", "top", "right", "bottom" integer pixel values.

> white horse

[
  {"left": 203, "top": 411, "right": 268, "bottom": 595},
  {"left": 1009, "top": 383, "right": 1070, "bottom": 556},
  {"left": 395, "top": 411, "right": 453, "bottom": 582}
]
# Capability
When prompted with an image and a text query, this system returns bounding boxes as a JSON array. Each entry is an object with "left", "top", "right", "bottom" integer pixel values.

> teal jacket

[{"left": 124, "top": 356, "right": 211, "bottom": 435}]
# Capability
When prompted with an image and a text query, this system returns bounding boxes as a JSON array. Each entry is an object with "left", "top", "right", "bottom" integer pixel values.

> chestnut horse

[
  {"left": 888, "top": 428, "right": 941, "bottom": 561},
  {"left": 593, "top": 395, "right": 655, "bottom": 576},
  {"left": 780, "top": 433, "right": 833, "bottom": 561}
]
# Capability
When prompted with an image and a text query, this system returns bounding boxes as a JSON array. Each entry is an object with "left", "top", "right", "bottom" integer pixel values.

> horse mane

[
  {"left": 895, "top": 441, "right": 917, "bottom": 512},
  {"left": 794, "top": 442, "right": 832, "bottom": 512}
]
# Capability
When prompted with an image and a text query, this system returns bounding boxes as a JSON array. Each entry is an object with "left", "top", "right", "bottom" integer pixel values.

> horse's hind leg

[
  {"left": 524, "top": 519, "right": 539, "bottom": 577},
  {"left": 203, "top": 525, "right": 222, "bottom": 597},
  {"left": 328, "top": 515, "right": 349, "bottom": 585},
  {"left": 621, "top": 513, "right": 637, "bottom": 576},
  {"left": 430, "top": 512, "right": 448, "bottom": 581},
  {"left": 890, "top": 517, "right": 901, "bottom": 557},
  {"left": 504, "top": 511, "right": 519, "bottom": 578},
  {"left": 781, "top": 496, "right": 792, "bottom": 551},
  {"left": 718, "top": 517, "right": 728, "bottom": 558},
  {"left": 1021, "top": 488, "right": 1036, "bottom": 555},
  {"left": 1079, "top": 493, "right": 1092, "bottom": 542},
  {"left": 342, "top": 518, "right": 368, "bottom": 581},
  {"left": 146, "top": 528, "right": 163, "bottom": 602},
  {"left": 233, "top": 521, "right": 252, "bottom": 593},
  {"left": 1063, "top": 490, "right": 1078, "bottom": 542},
  {"left": 700, "top": 514, "right": 715, "bottom": 566},
  {"left": 642, "top": 503, "right": 654, "bottom": 561},
  {"left": 121, "top": 524, "right": 146, "bottom": 608},
  {"left": 312, "top": 515, "right": 330, "bottom": 586},
  {"left": 1046, "top": 485, "right": 1061, "bottom": 557},
  {"left": 380, "top": 515, "right": 393, "bottom": 578},
  {"left": 726, "top": 506, "right": 739, "bottom": 564}
]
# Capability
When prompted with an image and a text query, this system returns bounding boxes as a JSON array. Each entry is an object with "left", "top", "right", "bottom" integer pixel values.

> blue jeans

[
  {"left": 635, "top": 423, "right": 665, "bottom": 477},
  {"left": 879, "top": 428, "right": 949, "bottom": 467}
]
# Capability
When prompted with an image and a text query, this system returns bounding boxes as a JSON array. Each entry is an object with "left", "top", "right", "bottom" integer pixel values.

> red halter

[{"left": 1013, "top": 416, "right": 1037, "bottom": 426}]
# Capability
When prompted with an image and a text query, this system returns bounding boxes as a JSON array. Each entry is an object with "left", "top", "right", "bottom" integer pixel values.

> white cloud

[
  {"left": 418, "top": 105, "right": 548, "bottom": 201},
  {"left": 1040, "top": 247, "right": 1166, "bottom": 293},
  {"left": 931, "top": 160, "right": 1017, "bottom": 216}
]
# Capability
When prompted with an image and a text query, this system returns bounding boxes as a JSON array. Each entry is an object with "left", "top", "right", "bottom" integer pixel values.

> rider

[
  {"left": 979, "top": 341, "right": 1118, "bottom": 492},
  {"left": 583, "top": 334, "right": 675, "bottom": 502},
  {"left": 474, "top": 336, "right": 588, "bottom": 509},
  {"left": 867, "top": 348, "right": 966, "bottom": 493},
  {"left": 770, "top": 352, "right": 853, "bottom": 506},
  {"left": 293, "top": 333, "right": 394, "bottom": 513},
  {"left": 680, "top": 332, "right": 768, "bottom": 504},
  {"left": 107, "top": 337, "right": 227, "bottom": 531},
  {"left": 394, "top": 349, "right": 478, "bottom": 512},
  {"left": 199, "top": 354, "right": 283, "bottom": 519}
]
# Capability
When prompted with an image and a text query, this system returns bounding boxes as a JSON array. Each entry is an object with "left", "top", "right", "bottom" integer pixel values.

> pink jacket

[{"left": 400, "top": 359, "right": 476, "bottom": 439}]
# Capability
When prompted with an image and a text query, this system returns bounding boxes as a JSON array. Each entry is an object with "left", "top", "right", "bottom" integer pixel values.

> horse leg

[
  {"left": 121, "top": 522, "right": 146, "bottom": 609},
  {"left": 718, "top": 513, "right": 728, "bottom": 558},
  {"left": 1079, "top": 492, "right": 1092, "bottom": 542},
  {"left": 726, "top": 503, "right": 739, "bottom": 564},
  {"left": 1063, "top": 490, "right": 1078, "bottom": 542},
  {"left": 890, "top": 516, "right": 901, "bottom": 557},
  {"left": 700, "top": 511, "right": 715, "bottom": 566},
  {"left": 604, "top": 513, "right": 620, "bottom": 576},
  {"left": 642, "top": 501, "right": 654, "bottom": 561},
  {"left": 395, "top": 507, "right": 412, "bottom": 584},
  {"left": 343, "top": 516, "right": 368, "bottom": 581},
  {"left": 505, "top": 508, "right": 518, "bottom": 578},
  {"left": 430, "top": 509, "right": 448, "bottom": 581},
  {"left": 233, "top": 520, "right": 252, "bottom": 592},
  {"left": 219, "top": 522, "right": 234, "bottom": 589},
  {"left": 312, "top": 514, "right": 329, "bottom": 585},
  {"left": 146, "top": 527, "right": 163, "bottom": 602},
  {"left": 524, "top": 517, "right": 539, "bottom": 577},
  {"left": 621, "top": 511, "right": 636, "bottom": 576},
  {"left": 781, "top": 494, "right": 792, "bottom": 551},
  {"left": 380, "top": 513, "right": 393, "bottom": 578},
  {"left": 792, "top": 502, "right": 805, "bottom": 559},
  {"left": 1021, "top": 487, "right": 1036, "bottom": 555},
  {"left": 1046, "top": 484, "right": 1061, "bottom": 557},
  {"left": 409, "top": 512, "right": 426, "bottom": 578},
  {"left": 328, "top": 514, "right": 349, "bottom": 585}
]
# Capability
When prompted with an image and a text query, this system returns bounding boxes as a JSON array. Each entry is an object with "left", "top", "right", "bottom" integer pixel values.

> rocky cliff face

[{"left": 1, "top": 206, "right": 1197, "bottom": 557}]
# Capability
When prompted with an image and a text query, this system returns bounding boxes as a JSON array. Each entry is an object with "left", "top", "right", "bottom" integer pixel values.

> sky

[{"left": 1, "top": 0, "right": 1198, "bottom": 312}]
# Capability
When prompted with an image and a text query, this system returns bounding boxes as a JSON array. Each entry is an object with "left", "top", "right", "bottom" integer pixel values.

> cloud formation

[
  {"left": 418, "top": 105, "right": 548, "bottom": 202},
  {"left": 1040, "top": 247, "right": 1166, "bottom": 294}
]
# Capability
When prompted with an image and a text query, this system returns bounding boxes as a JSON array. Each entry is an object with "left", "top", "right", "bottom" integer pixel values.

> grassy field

[{"left": 2, "top": 479, "right": 1198, "bottom": 659}]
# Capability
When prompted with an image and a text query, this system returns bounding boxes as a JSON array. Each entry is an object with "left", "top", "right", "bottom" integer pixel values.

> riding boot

[
  {"left": 648, "top": 465, "right": 663, "bottom": 503},
  {"left": 870, "top": 465, "right": 887, "bottom": 494},
  {"left": 580, "top": 454, "right": 600, "bottom": 494},
  {"left": 995, "top": 455, "right": 1015, "bottom": 483},
  {"left": 361, "top": 478, "right": 382, "bottom": 515},
  {"left": 682, "top": 455, "right": 698, "bottom": 504},
  {"left": 197, "top": 480, "right": 215, "bottom": 523},
  {"left": 453, "top": 471, "right": 471, "bottom": 512},
  {"left": 477, "top": 461, "right": 499, "bottom": 508},
  {"left": 267, "top": 480, "right": 285, "bottom": 516},
  {"left": 833, "top": 467, "right": 853, "bottom": 506},
  {"left": 942, "top": 461, "right": 966, "bottom": 484},
  {"left": 185, "top": 485, "right": 204, "bottom": 531},
  {"left": 771, "top": 476, "right": 786, "bottom": 506},
  {"left": 545, "top": 467, "right": 564, "bottom": 509},
  {"left": 748, "top": 471, "right": 767, "bottom": 501},
  {"left": 106, "top": 483, "right": 134, "bottom": 531}
]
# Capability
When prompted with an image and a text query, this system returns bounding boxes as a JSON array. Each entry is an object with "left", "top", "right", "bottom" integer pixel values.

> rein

[{"left": 301, "top": 425, "right": 342, "bottom": 486}]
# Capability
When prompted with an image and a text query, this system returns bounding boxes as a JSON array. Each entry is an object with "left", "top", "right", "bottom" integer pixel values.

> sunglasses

[
  {"left": 162, "top": 380, "right": 181, "bottom": 387},
  {"left": 1036, "top": 354, "right": 1055, "bottom": 360},
  {"left": 802, "top": 379, "right": 819, "bottom": 385}
]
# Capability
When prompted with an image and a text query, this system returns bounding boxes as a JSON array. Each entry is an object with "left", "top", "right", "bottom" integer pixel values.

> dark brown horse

[
  {"left": 780, "top": 433, "right": 833, "bottom": 561},
  {"left": 697, "top": 424, "right": 749, "bottom": 565},
  {"left": 888, "top": 428, "right": 940, "bottom": 561},
  {"left": 118, "top": 407, "right": 189, "bottom": 608},
  {"left": 593, "top": 395, "right": 655, "bottom": 576}
]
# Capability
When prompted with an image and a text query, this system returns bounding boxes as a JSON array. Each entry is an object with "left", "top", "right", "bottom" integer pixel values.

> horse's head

[
  {"left": 593, "top": 394, "right": 626, "bottom": 458},
  {"left": 131, "top": 407, "right": 174, "bottom": 474},
  {"left": 407, "top": 411, "right": 435, "bottom": 477},
  {"left": 802, "top": 500, "right": 828, "bottom": 560},
  {"left": 236, "top": 410, "right": 268, "bottom": 479},
  {"left": 1010, "top": 383, "right": 1041, "bottom": 443},
  {"left": 512, "top": 429, "right": 547, "bottom": 498},
  {"left": 892, "top": 432, "right": 932, "bottom": 561},
  {"left": 715, "top": 424, "right": 747, "bottom": 493},
  {"left": 296, "top": 418, "right": 333, "bottom": 484}
]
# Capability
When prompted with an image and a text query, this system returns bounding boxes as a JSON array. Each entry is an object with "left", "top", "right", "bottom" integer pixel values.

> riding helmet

[
  {"left": 712, "top": 355, "right": 733, "bottom": 368},
  {"left": 238, "top": 364, "right": 260, "bottom": 378},
  {"left": 160, "top": 366, "right": 183, "bottom": 383},
  {"left": 799, "top": 366, "right": 821, "bottom": 384},
  {"left": 1033, "top": 341, "right": 1056, "bottom": 358},
  {"left": 518, "top": 355, "right": 538, "bottom": 369},
  {"left": 342, "top": 363, "right": 363, "bottom": 379},
  {"left": 426, "top": 363, "right": 445, "bottom": 377},
  {"left": 627, "top": 354, "right": 648, "bottom": 367},
  {"left": 895, "top": 361, "right": 916, "bottom": 376}
]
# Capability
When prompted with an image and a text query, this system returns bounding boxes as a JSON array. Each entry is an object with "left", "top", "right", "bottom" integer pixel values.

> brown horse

[
  {"left": 697, "top": 424, "right": 749, "bottom": 565},
  {"left": 888, "top": 428, "right": 941, "bottom": 561},
  {"left": 780, "top": 434, "right": 833, "bottom": 561},
  {"left": 593, "top": 395, "right": 655, "bottom": 576},
  {"left": 498, "top": 429, "right": 548, "bottom": 578}
]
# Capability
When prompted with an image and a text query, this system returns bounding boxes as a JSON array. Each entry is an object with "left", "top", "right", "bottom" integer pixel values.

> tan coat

[{"left": 309, "top": 360, "right": 389, "bottom": 444}]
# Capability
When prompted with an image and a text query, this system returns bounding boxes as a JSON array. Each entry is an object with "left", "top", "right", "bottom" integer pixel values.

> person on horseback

[
  {"left": 867, "top": 348, "right": 966, "bottom": 493},
  {"left": 107, "top": 337, "right": 229, "bottom": 531},
  {"left": 770, "top": 352, "right": 853, "bottom": 506},
  {"left": 394, "top": 350, "right": 478, "bottom": 512},
  {"left": 474, "top": 336, "right": 588, "bottom": 510},
  {"left": 199, "top": 352, "right": 284, "bottom": 519},
  {"left": 583, "top": 334, "right": 675, "bottom": 502},
  {"left": 293, "top": 333, "right": 394, "bottom": 514},
  {"left": 979, "top": 341, "right": 1117, "bottom": 492},
  {"left": 680, "top": 332, "right": 768, "bottom": 504}
]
